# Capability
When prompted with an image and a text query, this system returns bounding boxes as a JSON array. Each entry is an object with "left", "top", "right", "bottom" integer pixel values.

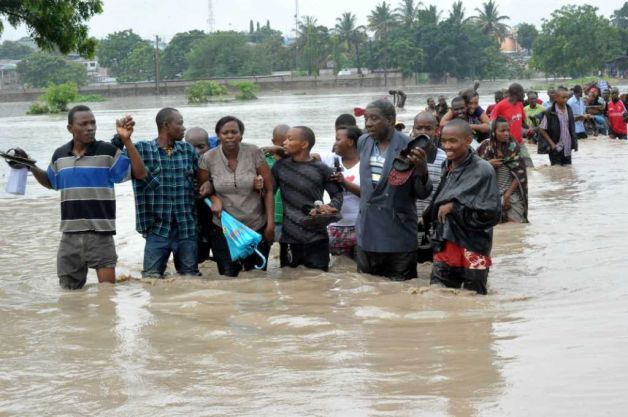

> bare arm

[
  {"left": 439, "top": 109, "right": 454, "bottom": 127},
  {"left": 29, "top": 165, "right": 52, "bottom": 189},
  {"left": 258, "top": 161, "right": 275, "bottom": 242},
  {"left": 116, "top": 118, "right": 147, "bottom": 180},
  {"left": 470, "top": 111, "right": 490, "bottom": 133}
]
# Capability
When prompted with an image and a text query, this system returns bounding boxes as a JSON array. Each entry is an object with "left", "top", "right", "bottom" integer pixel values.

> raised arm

[{"left": 116, "top": 117, "right": 146, "bottom": 180}]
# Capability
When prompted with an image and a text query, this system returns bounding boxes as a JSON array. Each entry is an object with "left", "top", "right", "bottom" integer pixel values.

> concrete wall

[{"left": 0, "top": 72, "right": 413, "bottom": 103}]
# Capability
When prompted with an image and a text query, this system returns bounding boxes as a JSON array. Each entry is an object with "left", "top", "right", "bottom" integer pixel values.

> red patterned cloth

[
  {"left": 327, "top": 225, "right": 357, "bottom": 257},
  {"left": 433, "top": 240, "right": 492, "bottom": 270}
]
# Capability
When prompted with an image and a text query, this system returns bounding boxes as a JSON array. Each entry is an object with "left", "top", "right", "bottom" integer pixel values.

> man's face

[
  {"left": 555, "top": 91, "right": 569, "bottom": 107},
  {"left": 165, "top": 111, "right": 185, "bottom": 141},
  {"left": 185, "top": 132, "right": 210, "bottom": 156},
  {"left": 427, "top": 98, "right": 435, "bottom": 108},
  {"left": 548, "top": 89, "right": 556, "bottom": 102},
  {"left": 412, "top": 117, "right": 438, "bottom": 140},
  {"left": 602, "top": 90, "right": 610, "bottom": 101},
  {"left": 528, "top": 94, "right": 538, "bottom": 108},
  {"left": 441, "top": 126, "right": 471, "bottom": 163},
  {"left": 451, "top": 100, "right": 467, "bottom": 120},
  {"left": 364, "top": 107, "right": 392, "bottom": 140},
  {"left": 611, "top": 90, "right": 620, "bottom": 102},
  {"left": 68, "top": 111, "right": 96, "bottom": 145},
  {"left": 283, "top": 128, "right": 308, "bottom": 156},
  {"left": 438, "top": 96, "right": 446, "bottom": 105},
  {"left": 272, "top": 132, "right": 287, "bottom": 147}
]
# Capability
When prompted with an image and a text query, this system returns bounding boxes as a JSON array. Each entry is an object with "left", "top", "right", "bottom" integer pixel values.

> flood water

[{"left": 1, "top": 85, "right": 627, "bottom": 416}]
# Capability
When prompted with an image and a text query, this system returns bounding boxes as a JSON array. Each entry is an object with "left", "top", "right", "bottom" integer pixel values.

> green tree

[
  {"left": 0, "top": 1, "right": 102, "bottom": 56},
  {"left": 611, "top": 2, "right": 628, "bottom": 55},
  {"left": 185, "top": 31, "right": 268, "bottom": 78},
  {"left": 335, "top": 12, "right": 367, "bottom": 74},
  {"left": 116, "top": 43, "right": 156, "bottom": 82},
  {"left": 418, "top": 5, "right": 442, "bottom": 26},
  {"left": 471, "top": 0, "right": 510, "bottom": 41},
  {"left": 97, "top": 30, "right": 147, "bottom": 77},
  {"left": 0, "top": 40, "right": 34, "bottom": 59},
  {"left": 447, "top": 1, "right": 467, "bottom": 25},
  {"left": 515, "top": 23, "right": 538, "bottom": 52},
  {"left": 41, "top": 82, "right": 78, "bottom": 112},
  {"left": 296, "top": 17, "right": 330, "bottom": 75},
  {"left": 17, "top": 52, "right": 88, "bottom": 87},
  {"left": 368, "top": 1, "right": 397, "bottom": 40},
  {"left": 161, "top": 30, "right": 207, "bottom": 79},
  {"left": 531, "top": 5, "right": 622, "bottom": 77},
  {"left": 395, "top": 0, "right": 420, "bottom": 30}
]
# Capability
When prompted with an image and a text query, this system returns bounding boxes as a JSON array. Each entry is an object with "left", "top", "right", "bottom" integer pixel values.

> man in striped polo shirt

[{"left": 28, "top": 105, "right": 146, "bottom": 289}]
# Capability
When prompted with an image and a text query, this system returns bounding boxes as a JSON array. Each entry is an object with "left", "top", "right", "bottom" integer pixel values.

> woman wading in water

[{"left": 477, "top": 117, "right": 528, "bottom": 223}]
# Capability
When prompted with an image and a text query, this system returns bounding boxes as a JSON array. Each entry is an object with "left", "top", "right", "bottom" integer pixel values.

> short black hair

[
  {"left": 366, "top": 99, "right": 396, "bottom": 122},
  {"left": 573, "top": 85, "right": 583, "bottom": 94},
  {"left": 508, "top": 83, "right": 524, "bottom": 97},
  {"left": 336, "top": 125, "right": 362, "bottom": 148},
  {"left": 215, "top": 116, "right": 245, "bottom": 135},
  {"left": 451, "top": 96, "right": 466, "bottom": 106},
  {"left": 443, "top": 118, "right": 473, "bottom": 138},
  {"left": 495, "top": 90, "right": 505, "bottom": 99},
  {"left": 461, "top": 88, "right": 479, "bottom": 104},
  {"left": 334, "top": 113, "right": 357, "bottom": 129},
  {"left": 68, "top": 105, "right": 92, "bottom": 124},
  {"left": 156, "top": 107, "right": 180, "bottom": 131},
  {"left": 292, "top": 126, "right": 316, "bottom": 150}
]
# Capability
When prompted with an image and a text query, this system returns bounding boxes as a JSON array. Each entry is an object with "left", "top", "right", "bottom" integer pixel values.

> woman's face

[
  {"left": 495, "top": 123, "right": 511, "bottom": 144},
  {"left": 467, "top": 95, "right": 479, "bottom": 114},
  {"left": 219, "top": 121, "right": 242, "bottom": 151},
  {"left": 334, "top": 129, "right": 353, "bottom": 156}
]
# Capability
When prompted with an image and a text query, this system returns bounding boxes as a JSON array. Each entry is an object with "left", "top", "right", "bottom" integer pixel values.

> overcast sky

[{"left": 0, "top": 0, "right": 621, "bottom": 43}]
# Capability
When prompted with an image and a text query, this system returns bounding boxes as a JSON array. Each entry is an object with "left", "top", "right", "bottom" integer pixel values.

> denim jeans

[{"left": 142, "top": 223, "right": 200, "bottom": 277}]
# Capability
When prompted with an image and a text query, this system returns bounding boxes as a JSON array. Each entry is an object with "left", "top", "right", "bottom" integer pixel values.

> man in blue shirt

[
  {"left": 113, "top": 108, "right": 201, "bottom": 278},
  {"left": 27, "top": 105, "right": 146, "bottom": 289},
  {"left": 567, "top": 85, "right": 591, "bottom": 139}
]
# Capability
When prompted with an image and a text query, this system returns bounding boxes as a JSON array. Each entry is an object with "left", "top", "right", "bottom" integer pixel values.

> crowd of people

[{"left": 12, "top": 79, "right": 628, "bottom": 295}]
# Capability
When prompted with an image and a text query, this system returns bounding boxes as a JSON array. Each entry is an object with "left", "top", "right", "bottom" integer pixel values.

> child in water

[
  {"left": 272, "top": 126, "right": 343, "bottom": 271},
  {"left": 477, "top": 117, "right": 528, "bottom": 223}
]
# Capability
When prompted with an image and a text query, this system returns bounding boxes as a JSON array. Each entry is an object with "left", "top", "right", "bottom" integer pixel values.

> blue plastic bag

[{"left": 204, "top": 198, "right": 267, "bottom": 269}]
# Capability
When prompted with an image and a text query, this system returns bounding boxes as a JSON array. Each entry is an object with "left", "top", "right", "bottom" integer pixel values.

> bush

[
  {"left": 27, "top": 102, "right": 50, "bottom": 115},
  {"left": 75, "top": 94, "right": 106, "bottom": 102},
  {"left": 40, "top": 82, "right": 78, "bottom": 112},
  {"left": 186, "top": 80, "right": 229, "bottom": 103},
  {"left": 230, "top": 80, "right": 260, "bottom": 100}
]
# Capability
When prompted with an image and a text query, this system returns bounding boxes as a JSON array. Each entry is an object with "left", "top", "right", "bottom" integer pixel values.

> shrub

[
  {"left": 40, "top": 82, "right": 78, "bottom": 112},
  {"left": 186, "top": 80, "right": 229, "bottom": 103},
  {"left": 27, "top": 102, "right": 50, "bottom": 115},
  {"left": 230, "top": 80, "right": 260, "bottom": 100}
]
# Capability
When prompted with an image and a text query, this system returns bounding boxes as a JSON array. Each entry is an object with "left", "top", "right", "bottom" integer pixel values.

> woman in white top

[{"left": 322, "top": 125, "right": 362, "bottom": 258}]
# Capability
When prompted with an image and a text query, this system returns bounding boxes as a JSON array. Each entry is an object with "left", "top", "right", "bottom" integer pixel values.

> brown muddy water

[{"left": 1, "top": 87, "right": 627, "bottom": 416}]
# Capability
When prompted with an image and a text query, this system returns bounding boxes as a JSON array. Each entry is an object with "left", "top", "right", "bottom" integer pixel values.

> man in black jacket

[
  {"left": 538, "top": 87, "right": 578, "bottom": 166},
  {"left": 427, "top": 120, "right": 501, "bottom": 294}
]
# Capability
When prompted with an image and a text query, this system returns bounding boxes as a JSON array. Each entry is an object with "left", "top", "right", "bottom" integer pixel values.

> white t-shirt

[{"left": 321, "top": 153, "right": 361, "bottom": 227}]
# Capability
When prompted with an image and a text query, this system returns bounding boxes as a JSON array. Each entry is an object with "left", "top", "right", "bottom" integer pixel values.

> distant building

[
  {"left": 67, "top": 53, "right": 109, "bottom": 83},
  {"left": 0, "top": 60, "right": 20, "bottom": 88},
  {"left": 500, "top": 35, "right": 521, "bottom": 54}
]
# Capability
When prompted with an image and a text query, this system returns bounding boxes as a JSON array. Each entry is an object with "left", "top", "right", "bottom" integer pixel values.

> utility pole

[
  {"left": 155, "top": 35, "right": 160, "bottom": 95},
  {"left": 294, "top": 0, "right": 299, "bottom": 71}
]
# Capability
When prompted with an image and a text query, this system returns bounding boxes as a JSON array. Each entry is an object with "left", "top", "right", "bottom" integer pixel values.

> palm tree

[
  {"left": 447, "top": 1, "right": 466, "bottom": 25},
  {"left": 297, "top": 16, "right": 328, "bottom": 76},
  {"left": 335, "top": 12, "right": 367, "bottom": 74},
  {"left": 395, "top": 0, "right": 421, "bottom": 29},
  {"left": 368, "top": 1, "right": 396, "bottom": 40},
  {"left": 418, "top": 5, "right": 442, "bottom": 26},
  {"left": 472, "top": 0, "right": 510, "bottom": 41}
]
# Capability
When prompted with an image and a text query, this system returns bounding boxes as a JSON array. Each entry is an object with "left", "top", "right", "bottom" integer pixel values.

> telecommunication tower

[{"left": 207, "top": 0, "right": 216, "bottom": 33}]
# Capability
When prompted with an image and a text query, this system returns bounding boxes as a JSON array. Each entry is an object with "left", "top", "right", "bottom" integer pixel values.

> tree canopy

[
  {"left": 16, "top": 52, "right": 87, "bottom": 87},
  {"left": 532, "top": 5, "right": 622, "bottom": 77},
  {"left": 0, "top": 1, "right": 102, "bottom": 57}
]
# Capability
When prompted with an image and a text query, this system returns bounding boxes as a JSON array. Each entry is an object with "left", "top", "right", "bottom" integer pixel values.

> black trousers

[
  {"left": 549, "top": 149, "right": 572, "bottom": 166},
  {"left": 210, "top": 224, "right": 271, "bottom": 277},
  {"left": 430, "top": 262, "right": 488, "bottom": 295},
  {"left": 356, "top": 247, "right": 418, "bottom": 281},
  {"left": 280, "top": 239, "right": 330, "bottom": 271}
]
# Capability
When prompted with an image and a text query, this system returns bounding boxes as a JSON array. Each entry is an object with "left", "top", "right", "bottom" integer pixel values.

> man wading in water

[{"left": 27, "top": 105, "right": 146, "bottom": 289}]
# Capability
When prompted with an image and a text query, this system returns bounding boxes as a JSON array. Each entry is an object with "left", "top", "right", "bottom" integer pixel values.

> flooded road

[{"left": 1, "top": 87, "right": 627, "bottom": 416}]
